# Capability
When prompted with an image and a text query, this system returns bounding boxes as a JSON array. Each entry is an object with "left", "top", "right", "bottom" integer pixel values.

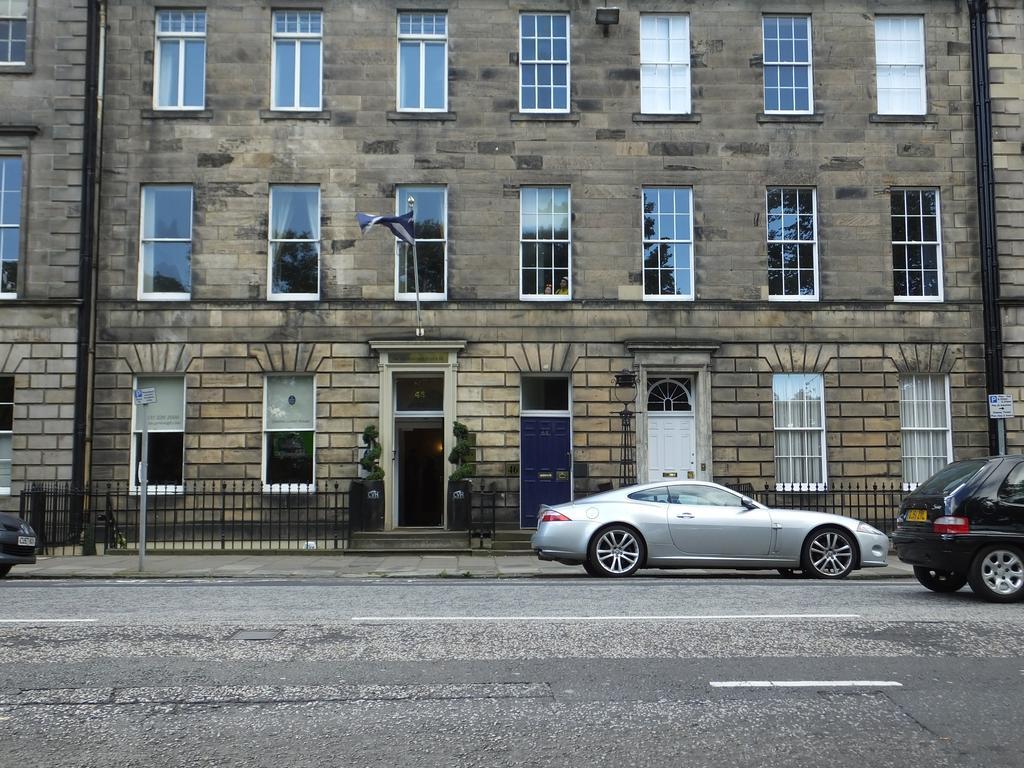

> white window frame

[
  {"left": 520, "top": 375, "right": 572, "bottom": 418},
  {"left": 129, "top": 376, "right": 186, "bottom": 495},
  {"left": 875, "top": 15, "right": 926, "bottom": 116},
  {"left": 773, "top": 373, "right": 827, "bottom": 492},
  {"left": 396, "top": 12, "right": 447, "bottom": 112},
  {"left": 519, "top": 186, "right": 572, "bottom": 301},
  {"left": 891, "top": 188, "right": 943, "bottom": 303},
  {"left": 262, "top": 374, "right": 316, "bottom": 493},
  {"left": 271, "top": 10, "right": 323, "bottom": 111},
  {"left": 153, "top": 9, "right": 207, "bottom": 110},
  {"left": 395, "top": 185, "right": 447, "bottom": 302},
  {"left": 642, "top": 186, "right": 694, "bottom": 302},
  {"left": 518, "top": 12, "right": 570, "bottom": 114},
  {"left": 762, "top": 15, "right": 813, "bottom": 115},
  {"left": 639, "top": 14, "right": 691, "bottom": 115},
  {"left": 0, "top": 0, "right": 28, "bottom": 67},
  {"left": 900, "top": 374, "right": 952, "bottom": 491},
  {"left": 268, "top": 184, "right": 320, "bottom": 301},
  {"left": 138, "top": 184, "right": 193, "bottom": 301},
  {"left": 0, "top": 156, "right": 22, "bottom": 300},
  {"left": 0, "top": 374, "right": 12, "bottom": 494},
  {"left": 766, "top": 187, "right": 818, "bottom": 302}
]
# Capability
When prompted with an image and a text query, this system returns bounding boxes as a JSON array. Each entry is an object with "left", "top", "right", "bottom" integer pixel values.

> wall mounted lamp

[{"left": 595, "top": 7, "right": 620, "bottom": 36}]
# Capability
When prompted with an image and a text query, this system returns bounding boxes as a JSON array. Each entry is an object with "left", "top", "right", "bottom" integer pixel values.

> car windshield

[{"left": 914, "top": 459, "right": 989, "bottom": 496}]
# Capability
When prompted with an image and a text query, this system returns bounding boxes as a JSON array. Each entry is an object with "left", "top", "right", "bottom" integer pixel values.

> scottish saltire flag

[{"left": 356, "top": 211, "right": 415, "bottom": 245}]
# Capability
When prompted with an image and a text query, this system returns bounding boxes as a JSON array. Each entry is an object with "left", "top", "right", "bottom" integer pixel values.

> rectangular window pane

[
  {"left": 399, "top": 42, "right": 420, "bottom": 108},
  {"left": 643, "top": 187, "right": 693, "bottom": 299},
  {"left": 265, "top": 376, "right": 314, "bottom": 430},
  {"left": 141, "top": 186, "right": 192, "bottom": 297},
  {"left": 273, "top": 11, "right": 321, "bottom": 110},
  {"left": 299, "top": 40, "right": 321, "bottom": 109},
  {"left": 523, "top": 378, "right": 569, "bottom": 411},
  {"left": 521, "top": 187, "right": 570, "bottom": 297},
  {"left": 183, "top": 39, "right": 206, "bottom": 107},
  {"left": 875, "top": 17, "right": 925, "bottom": 115},
  {"left": 773, "top": 373, "right": 825, "bottom": 487},
  {"left": 264, "top": 375, "right": 315, "bottom": 486},
  {"left": 397, "top": 13, "right": 447, "bottom": 111},
  {"left": 520, "top": 14, "right": 569, "bottom": 113},
  {"left": 132, "top": 376, "right": 185, "bottom": 488},
  {"left": 155, "top": 11, "right": 206, "bottom": 108},
  {"left": 901, "top": 374, "right": 950, "bottom": 485},
  {"left": 274, "top": 41, "right": 296, "bottom": 108},
  {"left": 640, "top": 14, "right": 690, "bottom": 114},
  {"left": 269, "top": 186, "right": 319, "bottom": 298},
  {"left": 767, "top": 187, "right": 816, "bottom": 299},
  {"left": 157, "top": 40, "right": 180, "bottom": 107},
  {"left": 0, "top": 157, "right": 21, "bottom": 296},
  {"left": 424, "top": 42, "right": 446, "bottom": 109},
  {"left": 891, "top": 189, "right": 941, "bottom": 299},
  {"left": 396, "top": 185, "right": 446, "bottom": 298},
  {"left": 763, "top": 16, "right": 812, "bottom": 113}
]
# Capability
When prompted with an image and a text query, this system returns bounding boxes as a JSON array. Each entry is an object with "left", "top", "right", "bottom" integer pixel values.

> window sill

[
  {"left": 263, "top": 483, "right": 315, "bottom": 494},
  {"left": 757, "top": 113, "right": 823, "bottom": 124},
  {"left": 259, "top": 110, "right": 332, "bottom": 121},
  {"left": 510, "top": 112, "right": 580, "bottom": 124},
  {"left": 141, "top": 109, "right": 213, "bottom": 121},
  {"left": 131, "top": 486, "right": 185, "bottom": 496},
  {"left": 869, "top": 113, "right": 937, "bottom": 125},
  {"left": 894, "top": 296, "right": 944, "bottom": 303},
  {"left": 0, "top": 123, "right": 40, "bottom": 135},
  {"left": 387, "top": 111, "right": 456, "bottom": 122},
  {"left": 0, "top": 63, "right": 33, "bottom": 75},
  {"left": 768, "top": 295, "right": 820, "bottom": 303},
  {"left": 522, "top": 296, "right": 572, "bottom": 302},
  {"left": 632, "top": 113, "right": 701, "bottom": 124}
]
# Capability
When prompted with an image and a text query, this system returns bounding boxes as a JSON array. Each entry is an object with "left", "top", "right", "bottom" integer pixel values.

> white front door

[{"left": 648, "top": 414, "right": 696, "bottom": 482}]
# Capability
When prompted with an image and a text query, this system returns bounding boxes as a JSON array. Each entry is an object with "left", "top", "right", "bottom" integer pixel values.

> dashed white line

[
  {"left": 711, "top": 680, "right": 902, "bottom": 688},
  {"left": 0, "top": 619, "right": 98, "bottom": 624},
  {"left": 351, "top": 613, "right": 860, "bottom": 622}
]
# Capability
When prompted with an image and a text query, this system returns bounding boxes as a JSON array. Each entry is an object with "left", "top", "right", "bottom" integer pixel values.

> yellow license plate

[{"left": 906, "top": 509, "right": 929, "bottom": 522}]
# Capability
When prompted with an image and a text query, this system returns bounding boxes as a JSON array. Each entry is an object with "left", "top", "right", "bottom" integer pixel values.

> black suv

[{"left": 894, "top": 456, "right": 1024, "bottom": 602}]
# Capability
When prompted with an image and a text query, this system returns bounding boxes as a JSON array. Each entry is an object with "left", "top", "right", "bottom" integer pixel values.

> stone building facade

[
  {"left": 92, "top": 0, "right": 990, "bottom": 529},
  {"left": 0, "top": 0, "right": 90, "bottom": 510},
  {"left": 989, "top": 1, "right": 1024, "bottom": 449}
]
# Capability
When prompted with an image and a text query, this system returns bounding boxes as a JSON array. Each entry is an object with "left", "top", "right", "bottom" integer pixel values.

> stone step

[{"left": 349, "top": 531, "right": 473, "bottom": 551}]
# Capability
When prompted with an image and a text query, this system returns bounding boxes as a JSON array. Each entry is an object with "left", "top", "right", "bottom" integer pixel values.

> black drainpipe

[
  {"left": 72, "top": 0, "right": 101, "bottom": 490},
  {"left": 968, "top": 0, "right": 1003, "bottom": 455}
]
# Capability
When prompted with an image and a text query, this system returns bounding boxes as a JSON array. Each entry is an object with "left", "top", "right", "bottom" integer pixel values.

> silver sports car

[{"left": 531, "top": 480, "right": 889, "bottom": 578}]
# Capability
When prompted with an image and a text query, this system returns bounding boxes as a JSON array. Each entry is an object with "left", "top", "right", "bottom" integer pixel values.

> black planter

[
  {"left": 447, "top": 479, "right": 472, "bottom": 531},
  {"left": 363, "top": 480, "right": 385, "bottom": 530}
]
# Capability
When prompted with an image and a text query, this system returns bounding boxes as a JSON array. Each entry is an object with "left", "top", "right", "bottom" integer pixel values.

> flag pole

[{"left": 407, "top": 195, "right": 423, "bottom": 337}]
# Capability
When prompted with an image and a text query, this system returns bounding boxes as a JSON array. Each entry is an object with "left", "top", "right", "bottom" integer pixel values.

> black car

[
  {"left": 894, "top": 456, "right": 1024, "bottom": 602},
  {"left": 0, "top": 510, "right": 37, "bottom": 577}
]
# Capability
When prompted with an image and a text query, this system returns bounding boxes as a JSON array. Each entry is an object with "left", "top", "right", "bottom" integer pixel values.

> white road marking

[
  {"left": 351, "top": 613, "right": 860, "bottom": 622},
  {"left": 0, "top": 619, "right": 98, "bottom": 624},
  {"left": 711, "top": 680, "right": 903, "bottom": 688}
]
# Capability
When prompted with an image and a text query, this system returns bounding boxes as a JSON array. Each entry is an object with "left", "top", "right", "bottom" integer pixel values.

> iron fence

[
  {"left": 749, "top": 482, "right": 907, "bottom": 534},
  {"left": 20, "top": 480, "right": 501, "bottom": 554}
]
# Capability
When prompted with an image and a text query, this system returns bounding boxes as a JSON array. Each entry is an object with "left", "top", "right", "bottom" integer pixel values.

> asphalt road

[{"left": 1, "top": 576, "right": 1021, "bottom": 767}]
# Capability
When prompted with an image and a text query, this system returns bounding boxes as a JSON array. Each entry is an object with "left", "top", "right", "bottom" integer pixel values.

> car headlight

[{"left": 856, "top": 522, "right": 883, "bottom": 536}]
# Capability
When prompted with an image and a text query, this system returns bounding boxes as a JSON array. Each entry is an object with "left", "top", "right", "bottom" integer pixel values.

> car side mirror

[{"left": 740, "top": 497, "right": 758, "bottom": 510}]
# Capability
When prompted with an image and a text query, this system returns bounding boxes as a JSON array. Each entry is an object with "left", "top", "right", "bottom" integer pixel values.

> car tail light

[
  {"left": 540, "top": 510, "right": 571, "bottom": 523},
  {"left": 933, "top": 516, "right": 969, "bottom": 535}
]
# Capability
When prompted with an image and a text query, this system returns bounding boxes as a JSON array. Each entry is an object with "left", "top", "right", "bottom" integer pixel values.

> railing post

[{"left": 220, "top": 482, "right": 227, "bottom": 550}]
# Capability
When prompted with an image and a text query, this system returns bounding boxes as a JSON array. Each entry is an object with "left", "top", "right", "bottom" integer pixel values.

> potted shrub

[
  {"left": 447, "top": 421, "right": 476, "bottom": 531},
  {"left": 357, "top": 424, "right": 385, "bottom": 530}
]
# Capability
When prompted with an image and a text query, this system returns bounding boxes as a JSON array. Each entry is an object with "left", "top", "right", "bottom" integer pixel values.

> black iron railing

[
  {"left": 749, "top": 482, "right": 907, "bottom": 534},
  {"left": 22, "top": 481, "right": 350, "bottom": 553}
]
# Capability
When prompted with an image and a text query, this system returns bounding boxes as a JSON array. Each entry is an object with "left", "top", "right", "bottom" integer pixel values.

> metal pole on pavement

[{"left": 138, "top": 402, "right": 149, "bottom": 572}]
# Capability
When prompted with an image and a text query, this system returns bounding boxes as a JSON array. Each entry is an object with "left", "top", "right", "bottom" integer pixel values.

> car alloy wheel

[
  {"left": 913, "top": 566, "right": 968, "bottom": 593},
  {"left": 802, "top": 527, "right": 856, "bottom": 579},
  {"left": 967, "top": 546, "right": 1024, "bottom": 603},
  {"left": 588, "top": 525, "right": 645, "bottom": 577}
]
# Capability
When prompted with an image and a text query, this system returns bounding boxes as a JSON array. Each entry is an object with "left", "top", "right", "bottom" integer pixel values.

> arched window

[{"left": 647, "top": 378, "right": 692, "bottom": 412}]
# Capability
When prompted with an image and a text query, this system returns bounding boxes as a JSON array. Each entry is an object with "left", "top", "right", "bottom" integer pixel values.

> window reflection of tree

[
  {"left": 400, "top": 217, "right": 444, "bottom": 294},
  {"left": 643, "top": 198, "right": 677, "bottom": 296},
  {"left": 273, "top": 228, "right": 318, "bottom": 294}
]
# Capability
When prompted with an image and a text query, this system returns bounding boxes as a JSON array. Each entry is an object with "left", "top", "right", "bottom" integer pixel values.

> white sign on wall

[{"left": 988, "top": 394, "right": 1015, "bottom": 419}]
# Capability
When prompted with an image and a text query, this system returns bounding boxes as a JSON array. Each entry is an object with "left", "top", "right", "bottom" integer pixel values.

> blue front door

[{"left": 520, "top": 416, "right": 572, "bottom": 528}]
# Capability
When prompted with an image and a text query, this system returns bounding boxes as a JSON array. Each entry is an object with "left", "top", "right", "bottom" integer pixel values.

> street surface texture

[{"left": 1, "top": 576, "right": 1021, "bottom": 767}]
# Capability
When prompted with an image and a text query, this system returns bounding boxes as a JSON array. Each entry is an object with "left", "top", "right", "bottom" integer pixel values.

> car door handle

[{"left": 675, "top": 513, "right": 695, "bottom": 519}]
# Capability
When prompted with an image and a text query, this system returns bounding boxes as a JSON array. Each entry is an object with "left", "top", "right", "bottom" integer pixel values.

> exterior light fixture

[
  {"left": 595, "top": 7, "right": 619, "bottom": 36},
  {"left": 613, "top": 368, "right": 638, "bottom": 486}
]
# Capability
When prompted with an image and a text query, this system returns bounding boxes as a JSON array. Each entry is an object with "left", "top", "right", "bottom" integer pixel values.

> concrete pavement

[{"left": 6, "top": 553, "right": 917, "bottom": 580}]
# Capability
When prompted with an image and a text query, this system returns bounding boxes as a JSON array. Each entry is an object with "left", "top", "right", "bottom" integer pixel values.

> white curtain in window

[
  {"left": 271, "top": 187, "right": 318, "bottom": 240},
  {"left": 901, "top": 374, "right": 948, "bottom": 483},
  {"left": 266, "top": 376, "right": 314, "bottom": 430},
  {"left": 158, "top": 40, "right": 180, "bottom": 106}
]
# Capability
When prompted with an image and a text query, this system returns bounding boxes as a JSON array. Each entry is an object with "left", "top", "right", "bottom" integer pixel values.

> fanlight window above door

[{"left": 648, "top": 378, "right": 693, "bottom": 412}]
